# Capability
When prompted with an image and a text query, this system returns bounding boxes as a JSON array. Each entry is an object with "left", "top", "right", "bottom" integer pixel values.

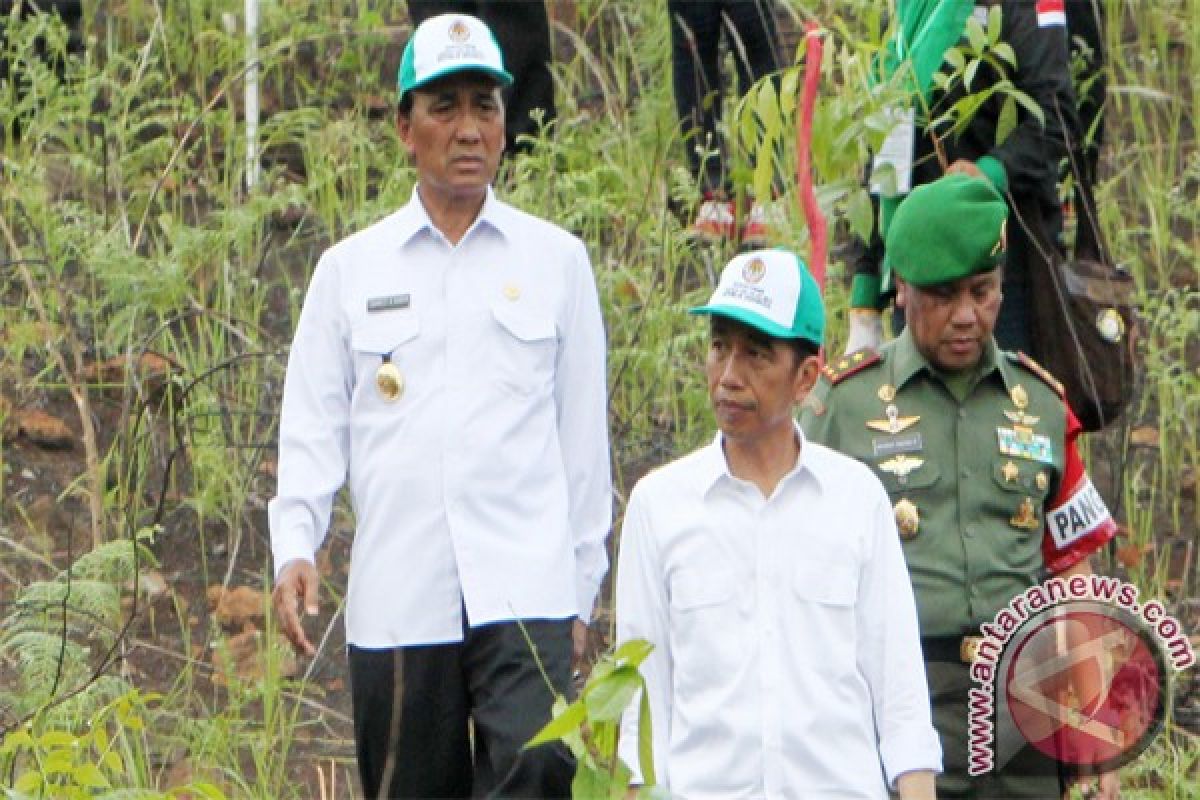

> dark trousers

[
  {"left": 407, "top": 1, "right": 557, "bottom": 154},
  {"left": 925, "top": 659, "right": 1066, "bottom": 799},
  {"left": 348, "top": 618, "right": 575, "bottom": 799},
  {"left": 668, "top": 0, "right": 779, "bottom": 193}
]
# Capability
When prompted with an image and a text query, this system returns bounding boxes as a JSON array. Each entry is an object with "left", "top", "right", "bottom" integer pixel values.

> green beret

[{"left": 885, "top": 174, "right": 1009, "bottom": 287}]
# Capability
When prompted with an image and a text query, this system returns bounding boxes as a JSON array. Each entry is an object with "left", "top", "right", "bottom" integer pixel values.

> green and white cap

[
  {"left": 690, "top": 249, "right": 825, "bottom": 346},
  {"left": 397, "top": 14, "right": 513, "bottom": 101}
]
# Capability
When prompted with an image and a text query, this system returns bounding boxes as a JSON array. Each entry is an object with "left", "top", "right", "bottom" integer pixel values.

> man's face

[
  {"left": 398, "top": 73, "right": 505, "bottom": 205},
  {"left": 896, "top": 269, "right": 1003, "bottom": 371},
  {"left": 706, "top": 318, "right": 819, "bottom": 447}
]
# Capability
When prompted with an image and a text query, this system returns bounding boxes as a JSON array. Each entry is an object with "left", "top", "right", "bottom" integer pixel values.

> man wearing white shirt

[
  {"left": 616, "top": 249, "right": 941, "bottom": 799},
  {"left": 268, "top": 14, "right": 611, "bottom": 798}
]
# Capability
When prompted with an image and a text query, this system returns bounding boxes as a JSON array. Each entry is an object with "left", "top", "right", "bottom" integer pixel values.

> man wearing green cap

[
  {"left": 615, "top": 249, "right": 941, "bottom": 798},
  {"left": 803, "top": 175, "right": 1118, "bottom": 798},
  {"left": 844, "top": 0, "right": 1079, "bottom": 360},
  {"left": 270, "top": 13, "right": 611, "bottom": 798}
]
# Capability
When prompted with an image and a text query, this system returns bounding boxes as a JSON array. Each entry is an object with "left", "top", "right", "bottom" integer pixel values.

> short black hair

[
  {"left": 710, "top": 316, "right": 819, "bottom": 365},
  {"left": 398, "top": 91, "right": 413, "bottom": 115}
]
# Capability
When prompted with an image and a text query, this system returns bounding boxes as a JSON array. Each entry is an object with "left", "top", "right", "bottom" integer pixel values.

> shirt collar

[
  {"left": 889, "top": 327, "right": 1007, "bottom": 391},
  {"left": 698, "top": 421, "right": 826, "bottom": 497},
  {"left": 393, "top": 185, "right": 511, "bottom": 247}
]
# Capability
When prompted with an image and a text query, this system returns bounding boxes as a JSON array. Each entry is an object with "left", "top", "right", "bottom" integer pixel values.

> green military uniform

[
  {"left": 802, "top": 175, "right": 1117, "bottom": 797},
  {"left": 801, "top": 332, "right": 1070, "bottom": 797}
]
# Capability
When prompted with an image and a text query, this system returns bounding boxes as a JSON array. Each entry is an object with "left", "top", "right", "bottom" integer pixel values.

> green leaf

[
  {"left": 43, "top": 748, "right": 77, "bottom": 774},
  {"left": 987, "top": 5, "right": 1004, "bottom": 44},
  {"left": 964, "top": 59, "right": 980, "bottom": 91},
  {"left": 2, "top": 730, "right": 35, "bottom": 753},
  {"left": 525, "top": 697, "right": 586, "bottom": 748},
  {"left": 571, "top": 764, "right": 611, "bottom": 799},
  {"left": 612, "top": 638, "right": 654, "bottom": 668},
  {"left": 71, "top": 763, "right": 110, "bottom": 788},
  {"left": 100, "top": 749, "right": 124, "bottom": 773},
  {"left": 14, "top": 770, "right": 43, "bottom": 794},
  {"left": 996, "top": 96, "right": 1018, "bottom": 145},
  {"left": 780, "top": 66, "right": 800, "bottom": 121},
  {"left": 965, "top": 19, "right": 986, "bottom": 53},
  {"left": 584, "top": 667, "right": 640, "bottom": 722},
  {"left": 943, "top": 47, "right": 965, "bottom": 74},
  {"left": 993, "top": 42, "right": 1017, "bottom": 69},
  {"left": 38, "top": 731, "right": 76, "bottom": 749},
  {"left": 637, "top": 679, "right": 656, "bottom": 787},
  {"left": 846, "top": 188, "right": 875, "bottom": 243}
]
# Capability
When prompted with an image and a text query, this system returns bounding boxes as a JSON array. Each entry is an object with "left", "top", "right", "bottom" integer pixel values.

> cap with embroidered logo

[
  {"left": 397, "top": 14, "right": 513, "bottom": 102},
  {"left": 689, "top": 249, "right": 825, "bottom": 346}
]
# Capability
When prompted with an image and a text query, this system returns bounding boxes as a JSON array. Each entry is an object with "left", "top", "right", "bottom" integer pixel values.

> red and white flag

[{"left": 1036, "top": 0, "right": 1067, "bottom": 28}]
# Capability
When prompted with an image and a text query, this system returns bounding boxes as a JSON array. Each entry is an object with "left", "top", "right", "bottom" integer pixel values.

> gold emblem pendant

[
  {"left": 1002, "top": 460, "right": 1020, "bottom": 483},
  {"left": 894, "top": 498, "right": 920, "bottom": 539},
  {"left": 375, "top": 359, "right": 405, "bottom": 402},
  {"left": 1010, "top": 496, "right": 1040, "bottom": 530}
]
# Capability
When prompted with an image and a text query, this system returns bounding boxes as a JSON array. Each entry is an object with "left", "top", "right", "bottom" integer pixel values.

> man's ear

[
  {"left": 791, "top": 354, "right": 821, "bottom": 406},
  {"left": 894, "top": 276, "right": 909, "bottom": 310},
  {"left": 396, "top": 109, "right": 413, "bottom": 155}
]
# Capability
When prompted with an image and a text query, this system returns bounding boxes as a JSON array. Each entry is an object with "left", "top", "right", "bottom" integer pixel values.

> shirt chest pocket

[
  {"left": 351, "top": 317, "right": 420, "bottom": 400},
  {"left": 793, "top": 561, "right": 857, "bottom": 607},
  {"left": 668, "top": 568, "right": 744, "bottom": 674},
  {"left": 490, "top": 303, "right": 558, "bottom": 396}
]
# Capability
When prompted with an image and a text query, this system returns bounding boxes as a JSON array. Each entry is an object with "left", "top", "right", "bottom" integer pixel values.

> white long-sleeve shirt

[
  {"left": 616, "top": 428, "right": 941, "bottom": 798},
  {"left": 269, "top": 187, "right": 612, "bottom": 647}
]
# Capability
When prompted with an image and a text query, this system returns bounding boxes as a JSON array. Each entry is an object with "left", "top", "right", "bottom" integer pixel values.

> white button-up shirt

[
  {"left": 616, "top": 428, "right": 941, "bottom": 798},
  {"left": 269, "top": 187, "right": 612, "bottom": 647}
]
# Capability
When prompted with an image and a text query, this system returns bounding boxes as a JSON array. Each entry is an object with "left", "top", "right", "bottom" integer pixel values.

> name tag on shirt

[
  {"left": 367, "top": 294, "right": 411, "bottom": 313},
  {"left": 872, "top": 432, "right": 924, "bottom": 459},
  {"left": 869, "top": 107, "right": 915, "bottom": 196}
]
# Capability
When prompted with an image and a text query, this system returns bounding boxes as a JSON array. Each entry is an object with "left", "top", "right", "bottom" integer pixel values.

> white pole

[{"left": 245, "top": 0, "right": 260, "bottom": 191}]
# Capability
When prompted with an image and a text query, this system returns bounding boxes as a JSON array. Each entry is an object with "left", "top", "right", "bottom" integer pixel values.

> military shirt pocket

[
  {"left": 490, "top": 303, "right": 558, "bottom": 396},
  {"left": 351, "top": 316, "right": 420, "bottom": 399},
  {"left": 992, "top": 461, "right": 1052, "bottom": 498},
  {"left": 793, "top": 561, "right": 857, "bottom": 607}
]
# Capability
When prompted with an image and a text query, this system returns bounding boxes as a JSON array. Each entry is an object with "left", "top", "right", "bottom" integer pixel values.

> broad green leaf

[
  {"left": 525, "top": 697, "right": 586, "bottom": 748},
  {"left": 2, "top": 730, "right": 34, "bottom": 753},
  {"left": 571, "top": 764, "right": 610, "bottom": 799},
  {"left": 44, "top": 748, "right": 76, "bottom": 774},
  {"left": 612, "top": 638, "right": 654, "bottom": 668},
  {"left": 71, "top": 763, "right": 110, "bottom": 788},
  {"left": 943, "top": 47, "right": 965, "bottom": 74},
  {"left": 38, "top": 731, "right": 76, "bottom": 748},
  {"left": 100, "top": 749, "right": 124, "bottom": 773},
  {"left": 584, "top": 667, "right": 641, "bottom": 722},
  {"left": 987, "top": 5, "right": 1004, "bottom": 43},
  {"left": 780, "top": 66, "right": 800, "bottom": 120}
]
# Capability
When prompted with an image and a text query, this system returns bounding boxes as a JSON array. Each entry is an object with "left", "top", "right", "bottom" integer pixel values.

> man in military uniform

[{"left": 802, "top": 175, "right": 1119, "bottom": 799}]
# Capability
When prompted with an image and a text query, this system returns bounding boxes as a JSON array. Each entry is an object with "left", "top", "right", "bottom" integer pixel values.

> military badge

[
  {"left": 1001, "top": 460, "right": 1020, "bottom": 483},
  {"left": 879, "top": 454, "right": 924, "bottom": 478},
  {"left": 1010, "top": 496, "right": 1040, "bottom": 530},
  {"left": 1036, "top": 472, "right": 1049, "bottom": 491},
  {"left": 867, "top": 404, "right": 920, "bottom": 435},
  {"left": 877, "top": 384, "right": 896, "bottom": 403},
  {"left": 998, "top": 427, "right": 1054, "bottom": 464},
  {"left": 894, "top": 498, "right": 919, "bottom": 539}
]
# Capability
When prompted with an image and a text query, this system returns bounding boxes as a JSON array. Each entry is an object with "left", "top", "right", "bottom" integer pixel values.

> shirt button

[
  {"left": 961, "top": 468, "right": 971, "bottom": 479},
  {"left": 959, "top": 408, "right": 968, "bottom": 419},
  {"left": 964, "top": 524, "right": 977, "bottom": 538}
]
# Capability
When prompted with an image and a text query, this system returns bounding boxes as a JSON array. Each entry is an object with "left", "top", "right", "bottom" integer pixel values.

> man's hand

[
  {"left": 272, "top": 558, "right": 319, "bottom": 657},
  {"left": 572, "top": 618, "right": 589, "bottom": 669},
  {"left": 945, "top": 158, "right": 984, "bottom": 179},
  {"left": 895, "top": 769, "right": 936, "bottom": 800},
  {"left": 1072, "top": 771, "right": 1119, "bottom": 799},
  {"left": 844, "top": 308, "right": 884, "bottom": 355}
]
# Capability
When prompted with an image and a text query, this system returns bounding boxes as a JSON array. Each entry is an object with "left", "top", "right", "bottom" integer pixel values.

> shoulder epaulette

[
  {"left": 1011, "top": 351, "right": 1065, "bottom": 398},
  {"left": 821, "top": 348, "right": 882, "bottom": 385}
]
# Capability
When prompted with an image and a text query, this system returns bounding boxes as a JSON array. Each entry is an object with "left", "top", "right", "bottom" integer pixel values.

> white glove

[{"left": 844, "top": 308, "right": 884, "bottom": 355}]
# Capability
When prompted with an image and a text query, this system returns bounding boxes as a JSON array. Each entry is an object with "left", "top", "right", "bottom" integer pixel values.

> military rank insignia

[{"left": 1010, "top": 496, "right": 1041, "bottom": 530}]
